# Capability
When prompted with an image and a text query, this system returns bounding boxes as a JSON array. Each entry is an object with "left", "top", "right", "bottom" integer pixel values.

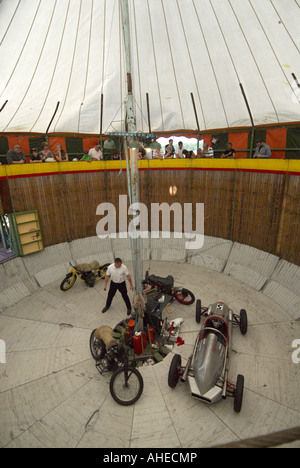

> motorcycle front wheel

[
  {"left": 110, "top": 367, "right": 144, "bottom": 406},
  {"left": 174, "top": 288, "right": 195, "bottom": 305},
  {"left": 60, "top": 274, "right": 77, "bottom": 291}
]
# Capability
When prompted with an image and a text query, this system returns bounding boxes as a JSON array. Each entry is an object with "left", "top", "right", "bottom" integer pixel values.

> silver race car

[{"left": 168, "top": 300, "right": 248, "bottom": 413}]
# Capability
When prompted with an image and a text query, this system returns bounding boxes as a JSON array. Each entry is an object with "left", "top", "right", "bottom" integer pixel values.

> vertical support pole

[
  {"left": 146, "top": 93, "right": 151, "bottom": 134},
  {"left": 100, "top": 93, "right": 104, "bottom": 149},
  {"left": 121, "top": 0, "right": 144, "bottom": 327}
]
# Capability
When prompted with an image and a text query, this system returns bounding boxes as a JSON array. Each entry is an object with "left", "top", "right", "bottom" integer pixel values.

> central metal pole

[{"left": 121, "top": 0, "right": 144, "bottom": 316}]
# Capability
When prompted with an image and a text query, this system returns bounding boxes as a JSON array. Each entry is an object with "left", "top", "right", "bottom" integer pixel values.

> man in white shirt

[
  {"left": 176, "top": 141, "right": 185, "bottom": 159},
  {"left": 102, "top": 258, "right": 134, "bottom": 315},
  {"left": 88, "top": 143, "right": 103, "bottom": 161}
]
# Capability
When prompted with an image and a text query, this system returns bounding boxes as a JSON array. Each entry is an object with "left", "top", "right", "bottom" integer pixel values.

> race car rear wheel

[
  {"left": 168, "top": 354, "right": 182, "bottom": 388},
  {"left": 234, "top": 374, "right": 244, "bottom": 413},
  {"left": 196, "top": 299, "right": 202, "bottom": 323},
  {"left": 239, "top": 309, "right": 248, "bottom": 335}
]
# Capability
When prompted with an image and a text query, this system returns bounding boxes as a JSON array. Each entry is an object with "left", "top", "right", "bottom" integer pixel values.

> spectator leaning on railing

[
  {"left": 253, "top": 139, "right": 272, "bottom": 158},
  {"left": 6, "top": 145, "right": 27, "bottom": 164}
]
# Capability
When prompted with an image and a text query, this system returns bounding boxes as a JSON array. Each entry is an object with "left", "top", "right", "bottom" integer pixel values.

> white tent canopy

[{"left": 0, "top": 0, "right": 299, "bottom": 135}]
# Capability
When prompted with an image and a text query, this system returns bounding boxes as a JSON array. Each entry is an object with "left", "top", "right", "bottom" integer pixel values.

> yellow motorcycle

[{"left": 60, "top": 261, "right": 110, "bottom": 291}]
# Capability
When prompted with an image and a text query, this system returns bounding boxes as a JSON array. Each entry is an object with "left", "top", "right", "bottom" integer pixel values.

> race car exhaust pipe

[
  {"left": 181, "top": 354, "right": 193, "bottom": 382},
  {"left": 222, "top": 369, "right": 228, "bottom": 399}
]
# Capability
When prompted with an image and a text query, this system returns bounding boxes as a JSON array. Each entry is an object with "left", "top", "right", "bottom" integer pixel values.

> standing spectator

[
  {"left": 152, "top": 148, "right": 163, "bottom": 160},
  {"left": 39, "top": 142, "right": 55, "bottom": 162},
  {"left": 203, "top": 143, "right": 214, "bottom": 158},
  {"left": 165, "top": 139, "right": 175, "bottom": 157},
  {"left": 221, "top": 143, "right": 236, "bottom": 159},
  {"left": 6, "top": 145, "right": 26, "bottom": 165},
  {"left": 196, "top": 148, "right": 204, "bottom": 158},
  {"left": 30, "top": 148, "right": 43, "bottom": 163},
  {"left": 54, "top": 144, "right": 69, "bottom": 162},
  {"left": 253, "top": 139, "right": 272, "bottom": 158},
  {"left": 164, "top": 145, "right": 174, "bottom": 159},
  {"left": 176, "top": 141, "right": 185, "bottom": 159},
  {"left": 88, "top": 143, "right": 103, "bottom": 161},
  {"left": 137, "top": 146, "right": 146, "bottom": 160}
]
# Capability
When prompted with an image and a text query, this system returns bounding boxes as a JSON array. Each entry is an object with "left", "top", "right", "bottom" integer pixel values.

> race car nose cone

[{"left": 194, "top": 334, "right": 225, "bottom": 395}]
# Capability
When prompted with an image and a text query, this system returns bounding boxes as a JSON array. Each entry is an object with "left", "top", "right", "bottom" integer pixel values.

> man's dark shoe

[
  {"left": 102, "top": 306, "right": 109, "bottom": 314},
  {"left": 127, "top": 309, "right": 132, "bottom": 316}
]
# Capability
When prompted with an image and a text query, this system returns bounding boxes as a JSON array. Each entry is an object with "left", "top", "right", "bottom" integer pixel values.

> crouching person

[{"left": 102, "top": 258, "right": 134, "bottom": 316}]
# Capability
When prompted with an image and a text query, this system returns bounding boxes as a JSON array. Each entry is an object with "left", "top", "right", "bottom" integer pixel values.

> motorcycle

[
  {"left": 142, "top": 271, "right": 195, "bottom": 305},
  {"left": 90, "top": 326, "right": 144, "bottom": 406},
  {"left": 60, "top": 261, "right": 110, "bottom": 291}
]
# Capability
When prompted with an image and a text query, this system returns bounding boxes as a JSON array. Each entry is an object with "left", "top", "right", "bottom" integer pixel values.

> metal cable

[
  {"left": 0, "top": 0, "right": 21, "bottom": 46},
  {"left": 54, "top": 0, "right": 83, "bottom": 132},
  {"left": 0, "top": 0, "right": 42, "bottom": 99},
  {"left": 78, "top": 0, "right": 94, "bottom": 133},
  {"left": 29, "top": 0, "right": 71, "bottom": 132},
  {"left": 3, "top": 0, "right": 58, "bottom": 132}
]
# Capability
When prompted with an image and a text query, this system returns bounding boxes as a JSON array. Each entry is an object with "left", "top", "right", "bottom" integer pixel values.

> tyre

[
  {"left": 196, "top": 299, "right": 202, "bottom": 323},
  {"left": 60, "top": 274, "right": 77, "bottom": 291},
  {"left": 234, "top": 374, "right": 244, "bottom": 413},
  {"left": 168, "top": 354, "right": 182, "bottom": 388},
  {"left": 110, "top": 367, "right": 144, "bottom": 406},
  {"left": 98, "top": 263, "right": 111, "bottom": 279},
  {"left": 174, "top": 288, "right": 195, "bottom": 305},
  {"left": 90, "top": 329, "right": 106, "bottom": 361},
  {"left": 239, "top": 309, "right": 248, "bottom": 335}
]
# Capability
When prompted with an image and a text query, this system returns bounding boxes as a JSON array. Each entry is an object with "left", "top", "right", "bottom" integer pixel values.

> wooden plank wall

[{"left": 3, "top": 166, "right": 300, "bottom": 265}]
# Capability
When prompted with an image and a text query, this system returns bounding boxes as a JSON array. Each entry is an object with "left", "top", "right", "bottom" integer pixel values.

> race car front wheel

[
  {"left": 239, "top": 309, "right": 248, "bottom": 335},
  {"left": 168, "top": 354, "right": 182, "bottom": 388},
  {"left": 234, "top": 374, "right": 244, "bottom": 413}
]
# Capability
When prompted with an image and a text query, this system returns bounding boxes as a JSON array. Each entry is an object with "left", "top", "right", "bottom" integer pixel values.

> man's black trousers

[{"left": 106, "top": 281, "right": 131, "bottom": 310}]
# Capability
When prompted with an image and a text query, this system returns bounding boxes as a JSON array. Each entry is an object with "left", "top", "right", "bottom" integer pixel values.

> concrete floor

[{"left": 0, "top": 260, "right": 300, "bottom": 448}]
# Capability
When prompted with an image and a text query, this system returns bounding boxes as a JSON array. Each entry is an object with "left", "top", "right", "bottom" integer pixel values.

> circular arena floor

[{"left": 0, "top": 260, "right": 300, "bottom": 448}]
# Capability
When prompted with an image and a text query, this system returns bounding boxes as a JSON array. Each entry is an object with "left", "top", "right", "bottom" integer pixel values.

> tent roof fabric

[{"left": 0, "top": 0, "right": 300, "bottom": 135}]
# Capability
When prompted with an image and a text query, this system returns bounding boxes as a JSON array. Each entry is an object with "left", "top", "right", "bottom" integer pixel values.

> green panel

[
  {"left": 0, "top": 136, "right": 9, "bottom": 163},
  {"left": 211, "top": 133, "right": 228, "bottom": 159},
  {"left": 248, "top": 129, "right": 267, "bottom": 158},
  {"left": 65, "top": 138, "right": 83, "bottom": 160},
  {"left": 286, "top": 127, "right": 300, "bottom": 159},
  {"left": 9, "top": 210, "right": 44, "bottom": 256},
  {"left": 28, "top": 137, "right": 45, "bottom": 153}
]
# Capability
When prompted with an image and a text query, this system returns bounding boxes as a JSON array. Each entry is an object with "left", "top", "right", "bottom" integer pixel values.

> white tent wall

[{"left": 0, "top": 0, "right": 300, "bottom": 135}]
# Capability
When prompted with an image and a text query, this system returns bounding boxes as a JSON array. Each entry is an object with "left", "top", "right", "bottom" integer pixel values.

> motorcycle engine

[{"left": 81, "top": 271, "right": 96, "bottom": 287}]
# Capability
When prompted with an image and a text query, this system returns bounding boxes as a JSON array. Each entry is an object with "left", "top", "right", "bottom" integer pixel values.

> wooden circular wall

[{"left": 0, "top": 159, "right": 299, "bottom": 265}]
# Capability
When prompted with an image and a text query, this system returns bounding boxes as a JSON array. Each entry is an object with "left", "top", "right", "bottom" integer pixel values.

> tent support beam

[
  {"left": 45, "top": 102, "right": 60, "bottom": 143},
  {"left": 239, "top": 83, "right": 255, "bottom": 158}
]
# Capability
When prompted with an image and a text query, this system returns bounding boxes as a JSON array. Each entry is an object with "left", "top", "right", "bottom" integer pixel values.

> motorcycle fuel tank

[{"left": 194, "top": 333, "right": 225, "bottom": 396}]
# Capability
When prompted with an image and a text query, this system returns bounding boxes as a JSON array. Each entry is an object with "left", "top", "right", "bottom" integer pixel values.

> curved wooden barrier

[{"left": 0, "top": 159, "right": 299, "bottom": 265}]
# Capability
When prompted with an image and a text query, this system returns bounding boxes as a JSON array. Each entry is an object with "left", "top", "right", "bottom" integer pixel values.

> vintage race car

[{"left": 168, "top": 300, "right": 248, "bottom": 413}]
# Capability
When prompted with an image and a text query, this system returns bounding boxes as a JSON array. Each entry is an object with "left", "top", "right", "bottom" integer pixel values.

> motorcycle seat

[
  {"left": 149, "top": 274, "right": 174, "bottom": 286},
  {"left": 75, "top": 261, "right": 100, "bottom": 272}
]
